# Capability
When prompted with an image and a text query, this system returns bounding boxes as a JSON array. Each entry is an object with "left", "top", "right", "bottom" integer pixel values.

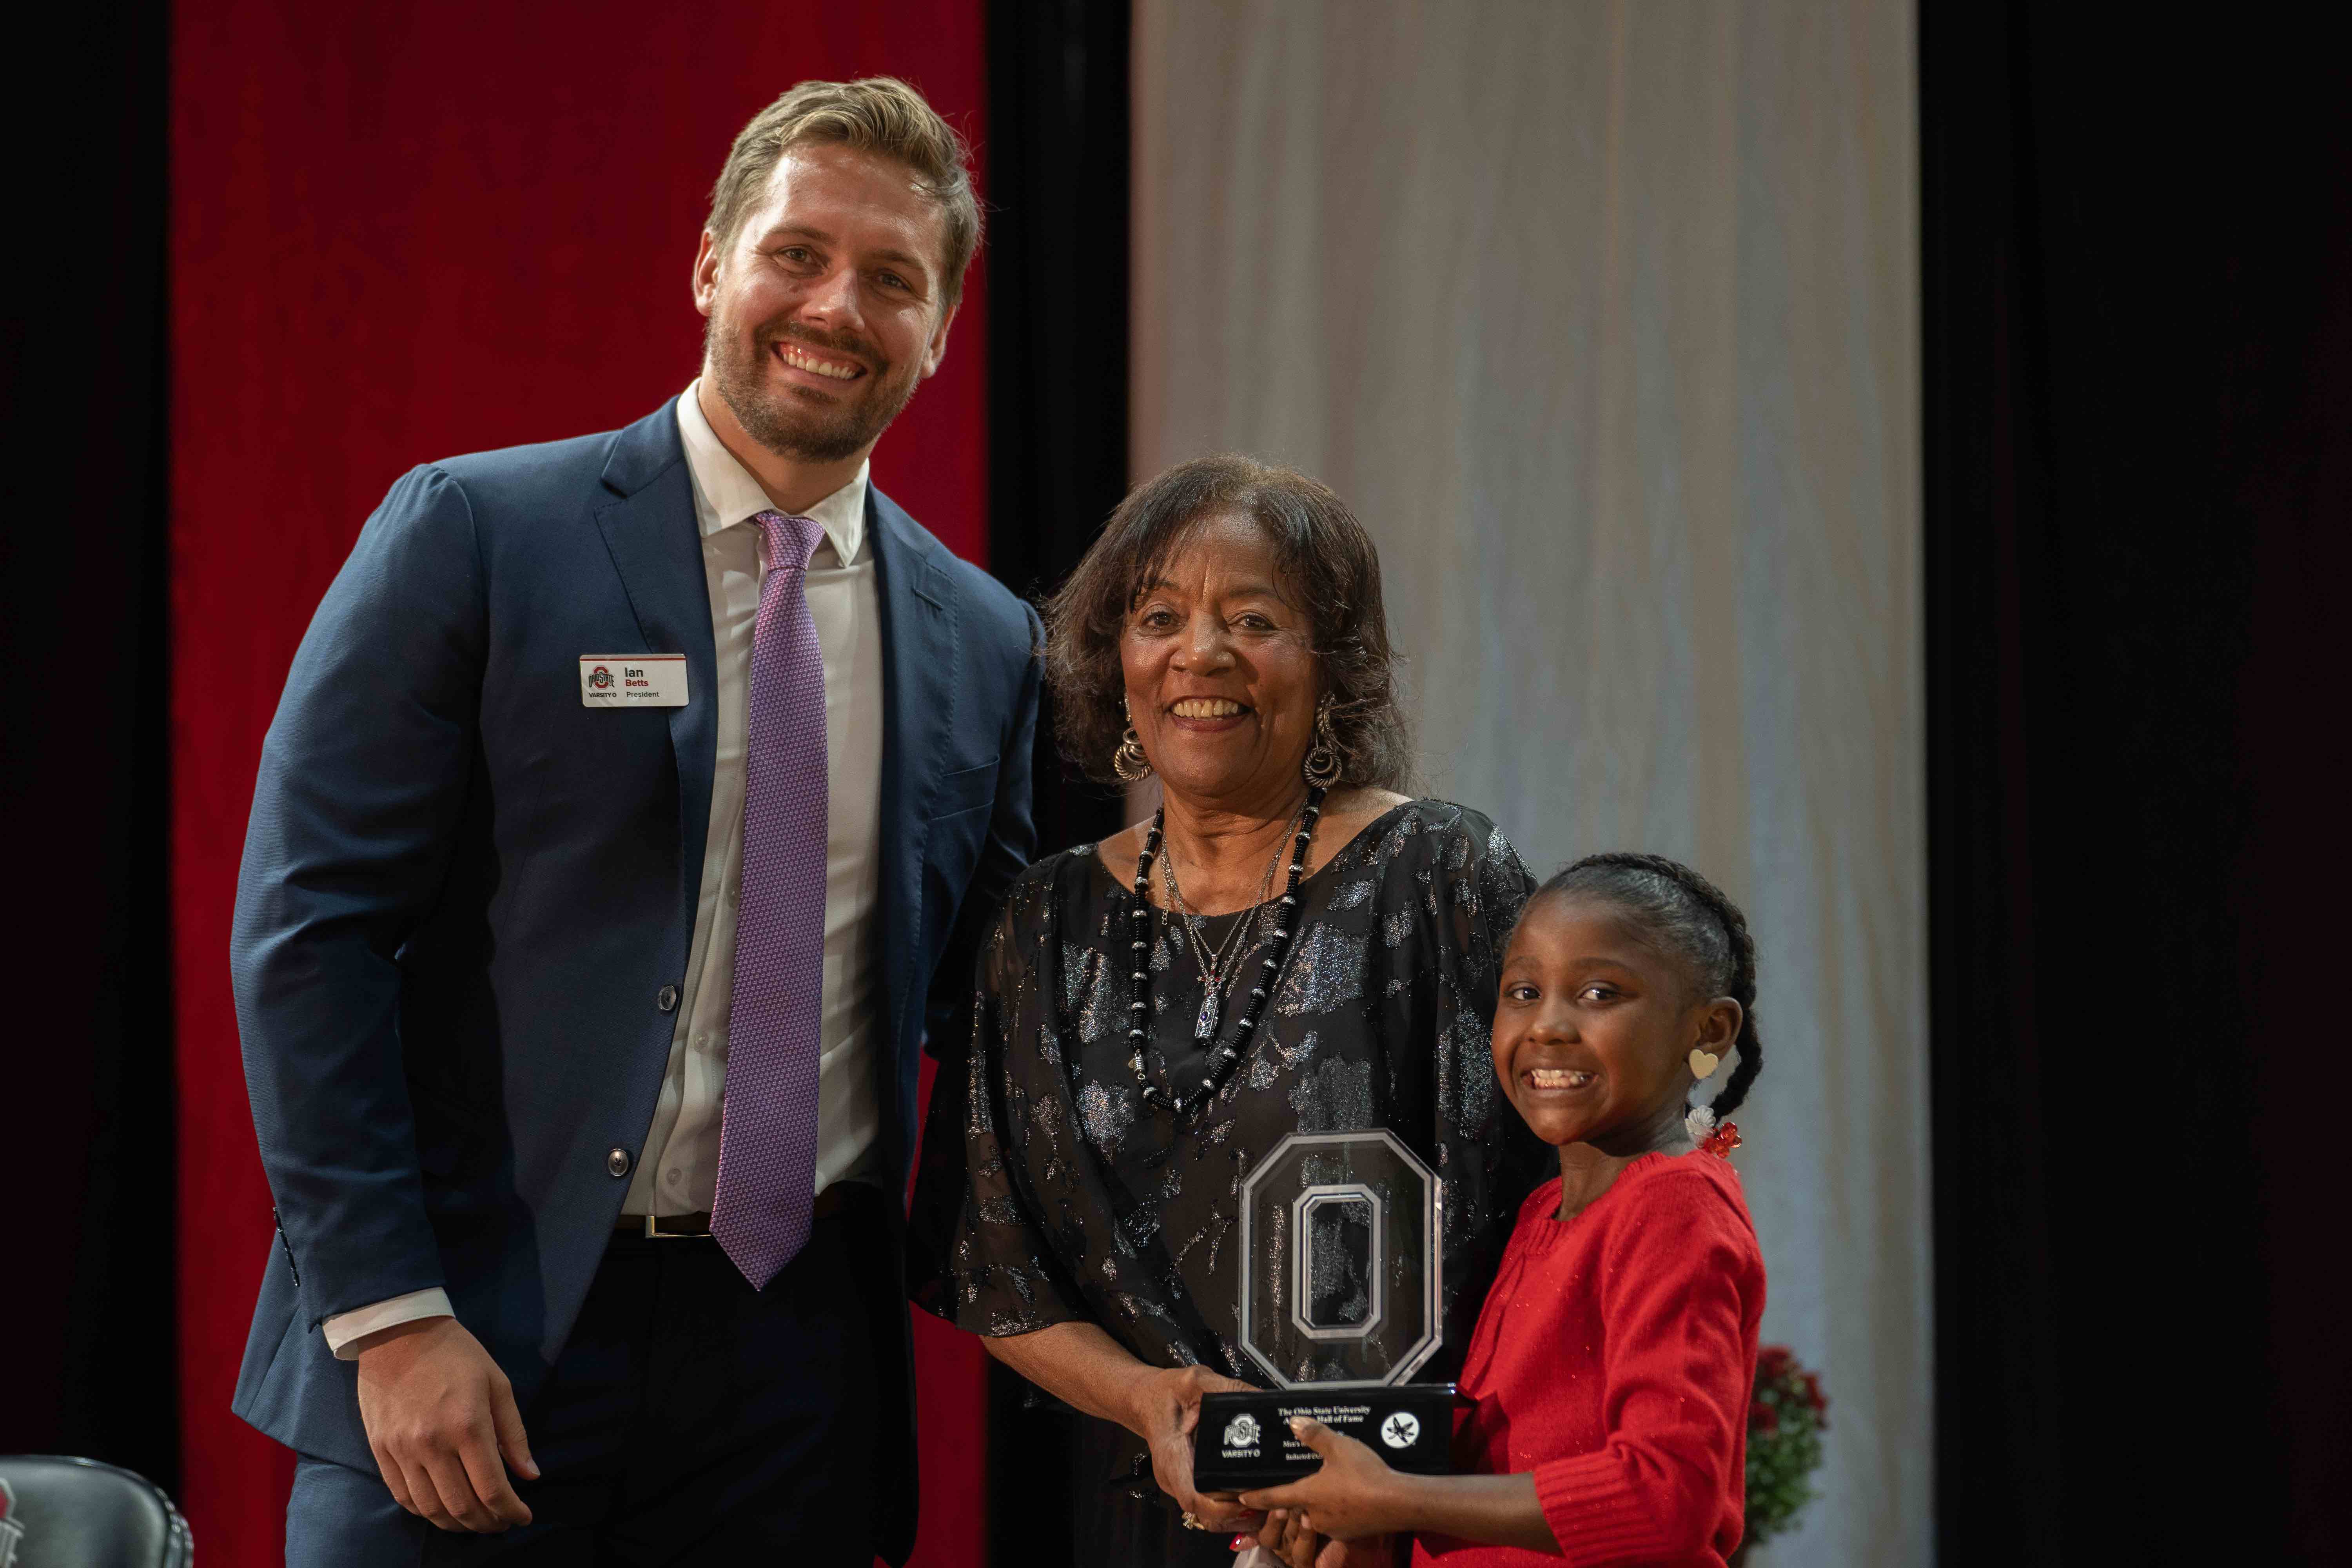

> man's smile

[{"left": 773, "top": 339, "right": 866, "bottom": 383}]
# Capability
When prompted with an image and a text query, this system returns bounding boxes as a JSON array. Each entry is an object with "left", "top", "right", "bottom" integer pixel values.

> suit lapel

[
  {"left": 592, "top": 401, "right": 718, "bottom": 929},
  {"left": 868, "top": 487, "right": 960, "bottom": 1065}
]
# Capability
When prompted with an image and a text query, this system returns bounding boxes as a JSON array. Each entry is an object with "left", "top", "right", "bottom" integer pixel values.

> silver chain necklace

[{"left": 1159, "top": 802, "right": 1302, "bottom": 1038}]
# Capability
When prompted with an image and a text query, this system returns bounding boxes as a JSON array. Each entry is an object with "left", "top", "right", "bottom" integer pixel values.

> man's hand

[
  {"left": 353, "top": 1316, "right": 539, "bottom": 1533},
  {"left": 1127, "top": 1364, "right": 1265, "bottom": 1533},
  {"left": 1240, "top": 1417, "right": 1415, "bottom": 1544}
]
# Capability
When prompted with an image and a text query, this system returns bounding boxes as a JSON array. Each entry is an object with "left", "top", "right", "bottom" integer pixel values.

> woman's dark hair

[
  {"left": 1042, "top": 454, "right": 1410, "bottom": 790},
  {"left": 1531, "top": 852, "right": 1764, "bottom": 1118}
]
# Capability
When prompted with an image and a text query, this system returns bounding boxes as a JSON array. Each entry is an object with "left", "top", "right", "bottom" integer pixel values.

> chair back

[{"left": 0, "top": 1457, "right": 192, "bottom": 1568}]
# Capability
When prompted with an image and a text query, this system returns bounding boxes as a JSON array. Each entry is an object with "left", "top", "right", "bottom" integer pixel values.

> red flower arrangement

[{"left": 1735, "top": 1346, "right": 1828, "bottom": 1559}]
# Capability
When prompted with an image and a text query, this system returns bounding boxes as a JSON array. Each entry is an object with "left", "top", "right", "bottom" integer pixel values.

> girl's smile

[{"left": 1493, "top": 895, "right": 1741, "bottom": 1160}]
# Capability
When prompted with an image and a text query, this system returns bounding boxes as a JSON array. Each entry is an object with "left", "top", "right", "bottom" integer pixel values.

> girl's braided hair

[{"left": 1532, "top": 852, "right": 1764, "bottom": 1118}]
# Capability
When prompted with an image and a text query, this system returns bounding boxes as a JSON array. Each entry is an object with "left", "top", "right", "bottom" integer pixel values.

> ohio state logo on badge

[
  {"left": 1223, "top": 1412, "right": 1260, "bottom": 1449},
  {"left": 579, "top": 653, "right": 688, "bottom": 707}
]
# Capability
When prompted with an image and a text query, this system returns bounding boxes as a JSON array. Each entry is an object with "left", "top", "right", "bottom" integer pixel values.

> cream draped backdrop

[{"left": 1131, "top": 2, "right": 1928, "bottom": 1562}]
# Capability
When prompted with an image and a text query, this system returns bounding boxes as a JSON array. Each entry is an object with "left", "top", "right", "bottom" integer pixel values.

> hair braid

[{"left": 1533, "top": 851, "right": 1765, "bottom": 1118}]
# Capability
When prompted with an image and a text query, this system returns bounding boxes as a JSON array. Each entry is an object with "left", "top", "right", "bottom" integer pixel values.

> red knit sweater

[{"left": 1411, "top": 1151, "right": 1765, "bottom": 1568}]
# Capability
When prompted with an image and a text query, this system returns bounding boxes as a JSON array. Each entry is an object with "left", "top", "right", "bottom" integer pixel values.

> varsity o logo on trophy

[{"left": 1192, "top": 1129, "right": 1459, "bottom": 1489}]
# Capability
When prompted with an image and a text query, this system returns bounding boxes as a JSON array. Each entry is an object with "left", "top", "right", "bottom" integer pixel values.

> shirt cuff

[
  {"left": 323, "top": 1289, "right": 456, "bottom": 1360},
  {"left": 1532, "top": 1450, "right": 1659, "bottom": 1566}
]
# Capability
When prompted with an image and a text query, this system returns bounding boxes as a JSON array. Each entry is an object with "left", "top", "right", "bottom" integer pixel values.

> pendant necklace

[
  {"left": 1161, "top": 801, "right": 1301, "bottom": 1038},
  {"left": 1127, "top": 786, "right": 1326, "bottom": 1120}
]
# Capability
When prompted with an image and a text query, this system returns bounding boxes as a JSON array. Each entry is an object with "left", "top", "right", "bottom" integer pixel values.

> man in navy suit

[{"left": 230, "top": 77, "right": 1038, "bottom": 1564}]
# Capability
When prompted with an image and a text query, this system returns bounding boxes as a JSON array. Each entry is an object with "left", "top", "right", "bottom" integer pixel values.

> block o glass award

[{"left": 1192, "top": 1129, "right": 1459, "bottom": 1490}]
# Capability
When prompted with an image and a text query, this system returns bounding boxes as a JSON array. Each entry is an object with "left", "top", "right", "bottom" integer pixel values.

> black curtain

[
  {"left": 1923, "top": 6, "right": 2350, "bottom": 1561},
  {"left": 983, "top": 2, "right": 1132, "bottom": 1562},
  {"left": 0, "top": 1, "right": 179, "bottom": 1490},
  {"left": 985, "top": 0, "right": 1134, "bottom": 858}
]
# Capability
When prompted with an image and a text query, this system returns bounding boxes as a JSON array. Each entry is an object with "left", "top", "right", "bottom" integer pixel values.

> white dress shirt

[{"left": 324, "top": 383, "right": 887, "bottom": 1356}]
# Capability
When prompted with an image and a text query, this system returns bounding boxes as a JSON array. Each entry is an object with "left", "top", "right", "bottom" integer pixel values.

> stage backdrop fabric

[
  {"left": 1132, "top": 2, "right": 1928, "bottom": 1562},
  {"left": 170, "top": 5, "right": 989, "bottom": 1562}
]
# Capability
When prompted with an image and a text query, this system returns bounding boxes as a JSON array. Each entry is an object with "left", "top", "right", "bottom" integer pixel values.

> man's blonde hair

[{"left": 707, "top": 76, "right": 982, "bottom": 307}]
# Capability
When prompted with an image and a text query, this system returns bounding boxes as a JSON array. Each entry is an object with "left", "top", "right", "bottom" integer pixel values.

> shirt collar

[{"left": 674, "top": 379, "right": 868, "bottom": 567}]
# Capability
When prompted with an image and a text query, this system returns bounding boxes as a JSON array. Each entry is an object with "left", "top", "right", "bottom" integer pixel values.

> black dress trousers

[{"left": 286, "top": 1187, "right": 893, "bottom": 1568}]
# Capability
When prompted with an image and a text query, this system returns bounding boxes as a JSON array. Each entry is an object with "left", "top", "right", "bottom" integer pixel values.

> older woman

[{"left": 910, "top": 456, "right": 1543, "bottom": 1565}]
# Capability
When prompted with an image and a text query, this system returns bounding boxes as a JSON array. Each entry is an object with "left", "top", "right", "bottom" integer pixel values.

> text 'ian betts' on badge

[{"left": 579, "top": 654, "right": 688, "bottom": 708}]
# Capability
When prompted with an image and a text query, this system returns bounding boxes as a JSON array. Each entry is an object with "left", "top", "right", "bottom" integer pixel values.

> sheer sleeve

[
  {"left": 1425, "top": 814, "right": 1548, "bottom": 1352},
  {"left": 1432, "top": 813, "right": 1536, "bottom": 1064},
  {"left": 906, "top": 879, "right": 1090, "bottom": 1335}
]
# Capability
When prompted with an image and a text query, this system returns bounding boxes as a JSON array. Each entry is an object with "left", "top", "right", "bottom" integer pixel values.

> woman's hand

[
  {"left": 1128, "top": 1364, "right": 1264, "bottom": 1531},
  {"left": 1239, "top": 1417, "right": 1419, "bottom": 1543}
]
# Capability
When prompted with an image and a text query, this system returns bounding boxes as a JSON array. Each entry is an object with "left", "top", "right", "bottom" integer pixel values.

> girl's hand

[
  {"left": 1256, "top": 1506, "right": 1396, "bottom": 1568},
  {"left": 1239, "top": 1417, "right": 1419, "bottom": 1543},
  {"left": 1129, "top": 1365, "right": 1265, "bottom": 1532}
]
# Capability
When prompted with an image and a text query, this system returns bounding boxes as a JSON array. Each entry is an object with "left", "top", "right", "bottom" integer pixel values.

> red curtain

[{"left": 169, "top": 5, "right": 991, "bottom": 1562}]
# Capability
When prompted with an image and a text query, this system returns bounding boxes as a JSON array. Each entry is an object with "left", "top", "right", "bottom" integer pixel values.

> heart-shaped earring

[{"left": 1688, "top": 1048, "right": 1721, "bottom": 1080}]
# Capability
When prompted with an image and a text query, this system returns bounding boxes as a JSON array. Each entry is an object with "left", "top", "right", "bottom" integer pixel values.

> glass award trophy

[{"left": 1192, "top": 1129, "right": 1459, "bottom": 1490}]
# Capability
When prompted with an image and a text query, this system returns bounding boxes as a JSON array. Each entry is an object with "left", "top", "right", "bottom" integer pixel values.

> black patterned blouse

[{"left": 910, "top": 799, "right": 1545, "bottom": 1410}]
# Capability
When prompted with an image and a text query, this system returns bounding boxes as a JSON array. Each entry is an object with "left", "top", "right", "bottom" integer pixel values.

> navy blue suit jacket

[{"left": 229, "top": 400, "right": 1039, "bottom": 1531}]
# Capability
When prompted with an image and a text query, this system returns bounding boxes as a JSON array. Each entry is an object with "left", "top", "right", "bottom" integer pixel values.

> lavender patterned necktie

[{"left": 712, "top": 508, "right": 828, "bottom": 1289}]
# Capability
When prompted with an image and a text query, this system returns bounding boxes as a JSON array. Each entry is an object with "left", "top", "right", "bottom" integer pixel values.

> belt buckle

[{"left": 641, "top": 1213, "right": 708, "bottom": 1240}]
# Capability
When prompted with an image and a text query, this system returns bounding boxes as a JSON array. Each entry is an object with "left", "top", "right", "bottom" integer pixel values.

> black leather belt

[
  {"left": 616, "top": 1183, "right": 860, "bottom": 1239},
  {"left": 619, "top": 1210, "right": 714, "bottom": 1239}
]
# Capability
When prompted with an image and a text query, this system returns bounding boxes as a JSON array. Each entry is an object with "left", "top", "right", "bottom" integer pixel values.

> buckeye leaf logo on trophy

[{"left": 1191, "top": 1129, "right": 1459, "bottom": 1490}]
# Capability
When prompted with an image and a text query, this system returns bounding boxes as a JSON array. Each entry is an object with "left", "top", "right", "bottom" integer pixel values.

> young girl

[{"left": 1239, "top": 853, "right": 1768, "bottom": 1567}]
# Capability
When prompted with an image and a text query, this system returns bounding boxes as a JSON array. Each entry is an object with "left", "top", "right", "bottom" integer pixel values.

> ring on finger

[{"left": 1181, "top": 1512, "right": 1205, "bottom": 1530}]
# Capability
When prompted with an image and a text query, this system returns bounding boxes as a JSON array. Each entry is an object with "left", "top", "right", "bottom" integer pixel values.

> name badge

[{"left": 579, "top": 654, "right": 688, "bottom": 708}]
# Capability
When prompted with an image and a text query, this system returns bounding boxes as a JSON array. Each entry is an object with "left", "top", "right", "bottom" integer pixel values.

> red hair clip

[{"left": 1698, "top": 1120, "right": 1742, "bottom": 1158}]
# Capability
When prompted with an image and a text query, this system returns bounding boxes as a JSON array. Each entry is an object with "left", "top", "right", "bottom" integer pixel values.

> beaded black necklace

[{"left": 1127, "top": 785, "right": 1327, "bottom": 1120}]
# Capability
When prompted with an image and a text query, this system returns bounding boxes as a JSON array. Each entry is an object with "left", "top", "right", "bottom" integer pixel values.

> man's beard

[{"left": 705, "top": 315, "right": 922, "bottom": 465}]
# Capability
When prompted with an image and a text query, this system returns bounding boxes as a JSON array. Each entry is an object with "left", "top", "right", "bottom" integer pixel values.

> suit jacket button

[
  {"left": 607, "top": 1147, "right": 633, "bottom": 1178},
  {"left": 656, "top": 985, "right": 680, "bottom": 1012}
]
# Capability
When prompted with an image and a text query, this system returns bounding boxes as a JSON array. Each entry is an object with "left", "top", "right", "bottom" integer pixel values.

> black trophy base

[{"left": 1192, "top": 1385, "right": 1459, "bottom": 1492}]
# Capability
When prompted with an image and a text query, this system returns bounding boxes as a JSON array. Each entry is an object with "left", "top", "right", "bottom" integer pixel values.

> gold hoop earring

[
  {"left": 1303, "top": 695, "right": 1344, "bottom": 789},
  {"left": 1114, "top": 699, "right": 1153, "bottom": 782}
]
